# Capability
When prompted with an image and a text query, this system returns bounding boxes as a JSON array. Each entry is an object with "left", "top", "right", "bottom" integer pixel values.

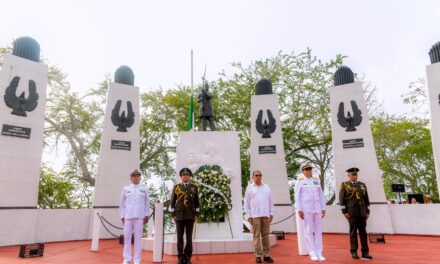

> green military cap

[
  {"left": 179, "top": 167, "right": 192, "bottom": 176},
  {"left": 346, "top": 167, "right": 360, "bottom": 173}
]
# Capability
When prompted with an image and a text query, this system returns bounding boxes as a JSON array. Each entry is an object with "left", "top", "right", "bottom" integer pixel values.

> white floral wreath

[{"left": 192, "top": 164, "right": 232, "bottom": 223}]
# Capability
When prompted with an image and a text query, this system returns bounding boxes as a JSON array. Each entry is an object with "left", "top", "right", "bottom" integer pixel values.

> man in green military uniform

[
  {"left": 339, "top": 167, "right": 373, "bottom": 260},
  {"left": 170, "top": 168, "right": 200, "bottom": 264}
]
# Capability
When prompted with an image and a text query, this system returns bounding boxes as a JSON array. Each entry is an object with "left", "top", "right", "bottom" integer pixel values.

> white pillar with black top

[
  {"left": 0, "top": 37, "right": 48, "bottom": 209},
  {"left": 250, "top": 78, "right": 295, "bottom": 232},
  {"left": 329, "top": 66, "right": 393, "bottom": 233},
  {"left": 93, "top": 66, "right": 140, "bottom": 210},
  {"left": 426, "top": 42, "right": 440, "bottom": 198}
]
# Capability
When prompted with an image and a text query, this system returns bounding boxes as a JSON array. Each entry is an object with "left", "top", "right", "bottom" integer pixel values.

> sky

[
  {"left": 1, "top": 0, "right": 440, "bottom": 170},
  {"left": 1, "top": 0, "right": 439, "bottom": 115}
]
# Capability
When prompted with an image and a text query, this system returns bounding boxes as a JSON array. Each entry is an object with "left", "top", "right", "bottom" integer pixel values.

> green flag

[{"left": 187, "top": 95, "right": 194, "bottom": 130}]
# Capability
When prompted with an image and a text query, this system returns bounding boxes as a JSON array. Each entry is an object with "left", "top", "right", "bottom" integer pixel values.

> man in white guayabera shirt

[
  {"left": 245, "top": 170, "right": 275, "bottom": 263},
  {"left": 119, "top": 169, "right": 150, "bottom": 264},
  {"left": 295, "top": 163, "right": 326, "bottom": 262}
]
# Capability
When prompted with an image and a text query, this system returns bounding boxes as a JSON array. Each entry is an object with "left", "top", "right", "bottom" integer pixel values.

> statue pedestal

[{"left": 175, "top": 131, "right": 243, "bottom": 240}]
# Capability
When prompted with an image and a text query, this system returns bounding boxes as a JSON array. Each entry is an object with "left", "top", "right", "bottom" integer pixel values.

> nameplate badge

[
  {"left": 342, "top": 138, "right": 364, "bottom": 149},
  {"left": 111, "top": 140, "right": 131, "bottom": 151},
  {"left": 259, "top": 145, "right": 276, "bottom": 154},
  {"left": 2, "top": 124, "right": 31, "bottom": 139}
]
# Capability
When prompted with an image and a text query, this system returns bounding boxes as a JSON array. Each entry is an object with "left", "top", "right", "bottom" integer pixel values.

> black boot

[
  {"left": 361, "top": 251, "right": 373, "bottom": 260},
  {"left": 351, "top": 251, "right": 360, "bottom": 259}
]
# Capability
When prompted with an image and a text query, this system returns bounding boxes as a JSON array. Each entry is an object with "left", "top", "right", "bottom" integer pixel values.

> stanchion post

[
  {"left": 152, "top": 203, "right": 164, "bottom": 262},
  {"left": 91, "top": 209, "right": 102, "bottom": 251}
]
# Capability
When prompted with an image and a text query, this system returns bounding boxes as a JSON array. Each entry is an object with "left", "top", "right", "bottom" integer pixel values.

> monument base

[{"left": 142, "top": 233, "right": 277, "bottom": 255}]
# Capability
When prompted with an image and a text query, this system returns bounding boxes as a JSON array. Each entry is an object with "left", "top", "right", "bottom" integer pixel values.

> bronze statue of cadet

[{"left": 197, "top": 81, "right": 216, "bottom": 131}]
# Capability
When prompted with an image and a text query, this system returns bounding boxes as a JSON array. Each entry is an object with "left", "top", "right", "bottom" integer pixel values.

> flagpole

[{"left": 191, "top": 50, "right": 195, "bottom": 130}]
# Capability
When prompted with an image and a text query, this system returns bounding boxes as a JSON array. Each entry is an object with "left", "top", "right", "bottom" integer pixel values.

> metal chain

[
  {"left": 243, "top": 211, "right": 296, "bottom": 226},
  {"left": 97, "top": 212, "right": 121, "bottom": 238}
]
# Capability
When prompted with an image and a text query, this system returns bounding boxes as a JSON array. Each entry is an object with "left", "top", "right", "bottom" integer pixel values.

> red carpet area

[{"left": 1, "top": 234, "right": 439, "bottom": 264}]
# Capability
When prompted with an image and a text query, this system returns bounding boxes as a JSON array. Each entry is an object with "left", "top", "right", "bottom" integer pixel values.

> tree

[
  {"left": 371, "top": 114, "right": 438, "bottom": 202},
  {"left": 44, "top": 68, "right": 109, "bottom": 186},
  {"left": 38, "top": 163, "right": 92, "bottom": 208},
  {"left": 216, "top": 50, "right": 344, "bottom": 195},
  {"left": 402, "top": 78, "right": 428, "bottom": 118},
  {"left": 139, "top": 50, "right": 346, "bottom": 203}
]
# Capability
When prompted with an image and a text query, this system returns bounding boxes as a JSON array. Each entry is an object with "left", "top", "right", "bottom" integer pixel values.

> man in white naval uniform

[
  {"left": 119, "top": 169, "right": 150, "bottom": 264},
  {"left": 295, "top": 163, "right": 326, "bottom": 261}
]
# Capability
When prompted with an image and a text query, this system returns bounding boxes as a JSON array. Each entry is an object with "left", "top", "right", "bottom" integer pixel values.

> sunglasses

[
  {"left": 351, "top": 173, "right": 358, "bottom": 176},
  {"left": 254, "top": 174, "right": 262, "bottom": 177},
  {"left": 303, "top": 167, "right": 312, "bottom": 171}
]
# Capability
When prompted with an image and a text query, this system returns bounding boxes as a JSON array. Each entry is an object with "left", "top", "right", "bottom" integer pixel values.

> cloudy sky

[{"left": 1, "top": 0, "right": 439, "bottom": 116}]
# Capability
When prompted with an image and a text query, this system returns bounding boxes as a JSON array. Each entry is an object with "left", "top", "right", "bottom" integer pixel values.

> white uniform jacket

[
  {"left": 119, "top": 184, "right": 150, "bottom": 219},
  {"left": 295, "top": 175, "right": 326, "bottom": 214}
]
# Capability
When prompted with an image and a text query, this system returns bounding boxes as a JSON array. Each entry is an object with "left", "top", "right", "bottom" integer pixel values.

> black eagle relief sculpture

[
  {"left": 4, "top": 76, "right": 39, "bottom": 117},
  {"left": 337, "top": 100, "right": 362, "bottom": 132},
  {"left": 111, "top": 100, "right": 135, "bottom": 132},
  {"left": 256, "top": 109, "right": 276, "bottom": 138}
]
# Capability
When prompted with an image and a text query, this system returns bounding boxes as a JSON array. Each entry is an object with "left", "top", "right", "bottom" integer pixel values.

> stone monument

[
  {"left": 329, "top": 66, "right": 393, "bottom": 233},
  {"left": 91, "top": 66, "right": 140, "bottom": 248},
  {"left": 250, "top": 78, "right": 295, "bottom": 232},
  {"left": 0, "top": 36, "right": 48, "bottom": 246},
  {"left": 93, "top": 65, "right": 140, "bottom": 208},
  {"left": 426, "top": 41, "right": 440, "bottom": 197},
  {"left": 0, "top": 37, "right": 48, "bottom": 208}
]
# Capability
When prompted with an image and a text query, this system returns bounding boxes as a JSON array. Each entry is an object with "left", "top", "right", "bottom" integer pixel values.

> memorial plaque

[
  {"left": 342, "top": 138, "right": 364, "bottom": 149},
  {"left": 111, "top": 140, "right": 131, "bottom": 151},
  {"left": 259, "top": 145, "right": 276, "bottom": 154},
  {"left": 1, "top": 124, "right": 31, "bottom": 139}
]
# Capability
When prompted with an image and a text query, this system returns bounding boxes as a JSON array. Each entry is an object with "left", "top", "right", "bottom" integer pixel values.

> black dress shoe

[
  {"left": 256, "top": 257, "right": 263, "bottom": 263},
  {"left": 351, "top": 252, "right": 360, "bottom": 259},
  {"left": 361, "top": 254, "right": 373, "bottom": 260},
  {"left": 263, "top": 256, "right": 274, "bottom": 263}
]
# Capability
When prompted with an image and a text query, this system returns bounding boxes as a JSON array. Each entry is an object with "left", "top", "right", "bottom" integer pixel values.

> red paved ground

[{"left": 1, "top": 234, "right": 439, "bottom": 264}]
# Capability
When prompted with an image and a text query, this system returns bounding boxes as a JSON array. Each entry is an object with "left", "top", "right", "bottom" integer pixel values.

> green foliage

[
  {"left": 217, "top": 50, "right": 344, "bottom": 193},
  {"left": 38, "top": 164, "right": 92, "bottom": 208},
  {"left": 371, "top": 114, "right": 438, "bottom": 202},
  {"left": 138, "top": 50, "right": 344, "bottom": 200}
]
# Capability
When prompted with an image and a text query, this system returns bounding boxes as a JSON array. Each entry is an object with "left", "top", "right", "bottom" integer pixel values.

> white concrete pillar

[
  {"left": 426, "top": 43, "right": 440, "bottom": 198},
  {"left": 250, "top": 79, "right": 295, "bottom": 232},
  {"left": 0, "top": 37, "right": 48, "bottom": 208},
  {"left": 90, "top": 209, "right": 102, "bottom": 251},
  {"left": 153, "top": 203, "right": 164, "bottom": 263},
  {"left": 295, "top": 211, "right": 308, "bottom": 255},
  {"left": 93, "top": 66, "right": 140, "bottom": 209},
  {"left": 329, "top": 66, "right": 393, "bottom": 233}
]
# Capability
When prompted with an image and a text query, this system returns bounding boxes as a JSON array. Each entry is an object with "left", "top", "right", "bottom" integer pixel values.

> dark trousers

[
  {"left": 349, "top": 216, "right": 369, "bottom": 254},
  {"left": 201, "top": 117, "right": 216, "bottom": 131},
  {"left": 176, "top": 219, "right": 195, "bottom": 260}
]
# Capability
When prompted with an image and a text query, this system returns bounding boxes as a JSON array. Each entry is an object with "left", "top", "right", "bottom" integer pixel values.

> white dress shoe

[
  {"left": 318, "top": 255, "right": 326, "bottom": 261},
  {"left": 310, "top": 255, "right": 319, "bottom": 261}
]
